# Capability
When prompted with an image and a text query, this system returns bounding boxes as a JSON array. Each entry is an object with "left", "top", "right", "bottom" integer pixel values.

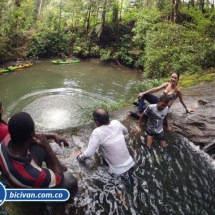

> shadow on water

[{"left": 0, "top": 61, "right": 215, "bottom": 214}]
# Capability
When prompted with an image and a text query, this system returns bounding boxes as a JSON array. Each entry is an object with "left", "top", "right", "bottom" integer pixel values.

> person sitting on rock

[
  {"left": 0, "top": 112, "right": 78, "bottom": 197},
  {"left": 133, "top": 72, "right": 194, "bottom": 115}
]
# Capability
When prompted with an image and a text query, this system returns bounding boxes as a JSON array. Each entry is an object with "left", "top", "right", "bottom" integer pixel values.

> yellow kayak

[{"left": 9, "top": 63, "right": 33, "bottom": 70}]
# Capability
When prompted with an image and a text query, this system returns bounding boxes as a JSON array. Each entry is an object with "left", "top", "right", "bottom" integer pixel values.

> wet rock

[
  {"left": 167, "top": 81, "right": 215, "bottom": 148},
  {"left": 50, "top": 142, "right": 65, "bottom": 155},
  {"left": 170, "top": 98, "right": 215, "bottom": 147},
  {"left": 202, "top": 140, "right": 215, "bottom": 156}
]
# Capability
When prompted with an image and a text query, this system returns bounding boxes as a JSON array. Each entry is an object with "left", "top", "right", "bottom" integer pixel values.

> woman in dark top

[{"left": 136, "top": 73, "right": 194, "bottom": 113}]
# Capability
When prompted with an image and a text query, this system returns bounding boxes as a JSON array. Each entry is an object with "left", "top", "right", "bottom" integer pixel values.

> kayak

[
  {"left": 9, "top": 63, "right": 33, "bottom": 70},
  {"left": 0, "top": 67, "right": 16, "bottom": 73},
  {"left": 52, "top": 59, "right": 80, "bottom": 64}
]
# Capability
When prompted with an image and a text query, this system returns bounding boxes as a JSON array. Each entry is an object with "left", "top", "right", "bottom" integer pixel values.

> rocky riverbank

[
  {"left": 169, "top": 81, "right": 215, "bottom": 146},
  {"left": 111, "top": 81, "right": 215, "bottom": 158}
]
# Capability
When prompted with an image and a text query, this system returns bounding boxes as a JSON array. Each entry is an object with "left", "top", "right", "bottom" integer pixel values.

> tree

[{"left": 171, "top": 0, "right": 180, "bottom": 23}]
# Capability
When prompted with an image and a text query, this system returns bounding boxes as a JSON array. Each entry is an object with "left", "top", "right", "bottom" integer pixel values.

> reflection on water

[
  {"left": 22, "top": 90, "right": 110, "bottom": 131},
  {"left": 0, "top": 61, "right": 214, "bottom": 214},
  {"left": 0, "top": 60, "right": 139, "bottom": 131}
]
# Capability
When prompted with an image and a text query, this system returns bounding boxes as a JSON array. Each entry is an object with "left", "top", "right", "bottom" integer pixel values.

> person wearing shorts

[{"left": 136, "top": 94, "right": 171, "bottom": 148}]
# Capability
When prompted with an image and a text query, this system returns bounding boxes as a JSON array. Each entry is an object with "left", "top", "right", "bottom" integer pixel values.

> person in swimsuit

[
  {"left": 136, "top": 95, "right": 170, "bottom": 148},
  {"left": 135, "top": 72, "right": 194, "bottom": 114}
]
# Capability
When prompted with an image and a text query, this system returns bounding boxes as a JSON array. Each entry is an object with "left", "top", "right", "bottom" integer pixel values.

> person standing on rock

[
  {"left": 132, "top": 72, "right": 194, "bottom": 116},
  {"left": 136, "top": 95, "right": 171, "bottom": 148}
]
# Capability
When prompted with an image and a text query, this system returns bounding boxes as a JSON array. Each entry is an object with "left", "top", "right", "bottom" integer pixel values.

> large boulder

[
  {"left": 169, "top": 81, "right": 215, "bottom": 148},
  {"left": 170, "top": 100, "right": 215, "bottom": 147}
]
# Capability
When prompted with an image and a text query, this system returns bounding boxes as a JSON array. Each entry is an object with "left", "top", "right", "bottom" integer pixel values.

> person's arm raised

[
  {"left": 34, "top": 133, "right": 64, "bottom": 178},
  {"left": 138, "top": 82, "right": 168, "bottom": 98}
]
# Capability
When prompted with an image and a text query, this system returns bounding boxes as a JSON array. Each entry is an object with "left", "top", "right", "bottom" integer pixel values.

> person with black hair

[
  {"left": 76, "top": 109, "right": 135, "bottom": 175},
  {"left": 132, "top": 73, "right": 194, "bottom": 116},
  {"left": 0, "top": 112, "right": 78, "bottom": 197},
  {"left": 0, "top": 99, "right": 8, "bottom": 142},
  {"left": 136, "top": 94, "right": 171, "bottom": 148}
]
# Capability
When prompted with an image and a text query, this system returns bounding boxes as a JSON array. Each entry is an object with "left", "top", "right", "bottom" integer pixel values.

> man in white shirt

[{"left": 77, "top": 109, "right": 135, "bottom": 175}]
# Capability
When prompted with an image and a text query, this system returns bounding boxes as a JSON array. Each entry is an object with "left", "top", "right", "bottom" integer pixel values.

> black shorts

[{"left": 145, "top": 129, "right": 166, "bottom": 141}]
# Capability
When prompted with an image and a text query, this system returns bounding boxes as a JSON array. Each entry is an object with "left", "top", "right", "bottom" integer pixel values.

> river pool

[{"left": 0, "top": 60, "right": 214, "bottom": 215}]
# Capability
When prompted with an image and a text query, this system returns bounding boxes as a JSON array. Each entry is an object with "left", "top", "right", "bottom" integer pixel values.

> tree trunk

[
  {"left": 172, "top": 0, "right": 180, "bottom": 23},
  {"left": 119, "top": 0, "right": 123, "bottom": 21},
  {"left": 86, "top": 3, "right": 92, "bottom": 41},
  {"left": 15, "top": 0, "right": 21, "bottom": 7},
  {"left": 188, "top": 0, "right": 195, "bottom": 8},
  {"left": 199, "top": 0, "right": 205, "bottom": 12},
  {"left": 37, "top": 0, "right": 43, "bottom": 20},
  {"left": 190, "top": 0, "right": 195, "bottom": 6},
  {"left": 99, "top": 0, "right": 107, "bottom": 46},
  {"left": 102, "top": 0, "right": 107, "bottom": 29},
  {"left": 95, "top": 0, "right": 101, "bottom": 24},
  {"left": 58, "top": 0, "right": 62, "bottom": 33},
  {"left": 38, "top": 0, "right": 43, "bottom": 16}
]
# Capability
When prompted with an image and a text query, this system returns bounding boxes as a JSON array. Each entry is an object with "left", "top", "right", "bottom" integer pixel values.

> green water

[{"left": 0, "top": 60, "right": 140, "bottom": 131}]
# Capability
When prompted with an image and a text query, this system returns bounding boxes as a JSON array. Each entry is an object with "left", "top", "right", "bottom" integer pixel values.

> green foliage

[
  {"left": 92, "top": 23, "right": 103, "bottom": 39},
  {"left": 26, "top": 30, "right": 75, "bottom": 58},
  {"left": 143, "top": 22, "right": 215, "bottom": 78},
  {"left": 127, "top": 79, "right": 164, "bottom": 95},
  {"left": 89, "top": 45, "right": 100, "bottom": 57},
  {"left": 123, "top": 8, "right": 139, "bottom": 22},
  {"left": 0, "top": 0, "right": 215, "bottom": 78},
  {"left": 100, "top": 49, "right": 112, "bottom": 61},
  {"left": 115, "top": 47, "right": 136, "bottom": 67},
  {"left": 179, "top": 69, "right": 215, "bottom": 87},
  {"left": 73, "top": 38, "right": 90, "bottom": 57},
  {"left": 182, "top": 7, "right": 215, "bottom": 37},
  {"left": 76, "top": 99, "right": 128, "bottom": 124},
  {"left": 2, "top": 1, "right": 35, "bottom": 37},
  {"left": 133, "top": 7, "right": 161, "bottom": 49},
  {"left": 0, "top": 37, "right": 12, "bottom": 63}
]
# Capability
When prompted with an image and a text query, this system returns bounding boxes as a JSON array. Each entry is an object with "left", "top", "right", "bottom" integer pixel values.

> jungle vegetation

[{"left": 1, "top": 0, "right": 215, "bottom": 78}]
